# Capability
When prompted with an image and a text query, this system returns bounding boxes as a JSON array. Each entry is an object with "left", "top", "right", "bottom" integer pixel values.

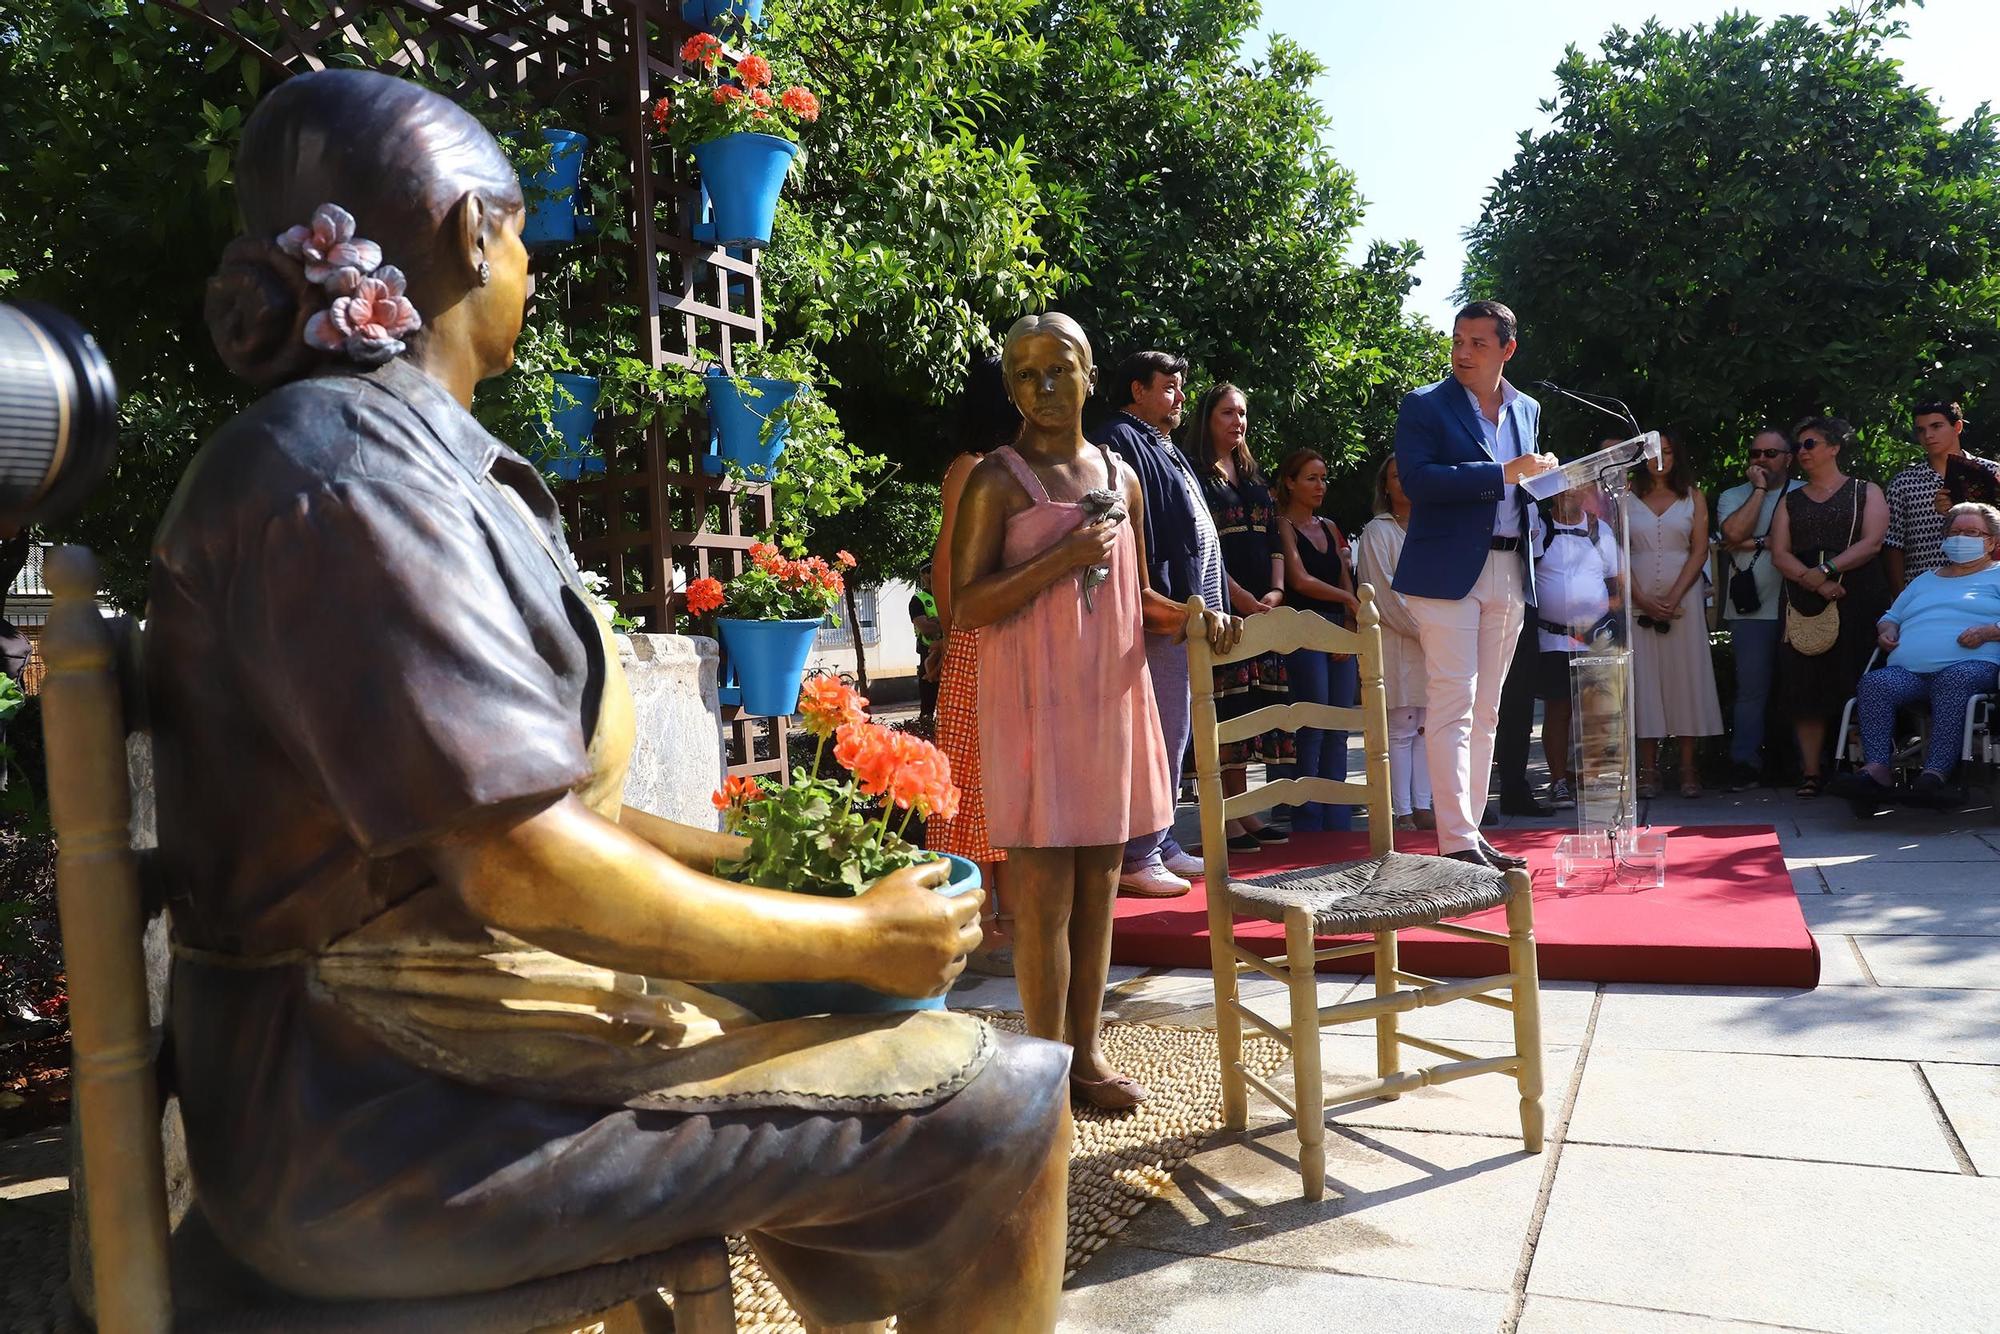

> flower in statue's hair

[
  {"left": 779, "top": 86, "right": 820, "bottom": 121},
  {"left": 799, "top": 674, "right": 869, "bottom": 740},
  {"left": 680, "top": 33, "right": 723, "bottom": 67},
  {"left": 305, "top": 265, "right": 421, "bottom": 365},
  {"left": 276, "top": 203, "right": 383, "bottom": 285},
  {"left": 684, "top": 576, "right": 725, "bottom": 616},
  {"left": 736, "top": 54, "right": 773, "bottom": 89}
]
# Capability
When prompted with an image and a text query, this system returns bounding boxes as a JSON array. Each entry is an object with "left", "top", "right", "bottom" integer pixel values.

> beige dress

[{"left": 1624, "top": 491, "right": 1724, "bottom": 739}]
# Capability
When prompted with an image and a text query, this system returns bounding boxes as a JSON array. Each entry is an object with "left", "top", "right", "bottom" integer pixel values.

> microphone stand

[{"left": 1532, "top": 380, "right": 1642, "bottom": 442}]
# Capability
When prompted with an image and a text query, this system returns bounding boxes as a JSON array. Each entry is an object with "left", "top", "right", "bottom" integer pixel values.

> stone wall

[{"left": 618, "top": 632, "right": 725, "bottom": 830}]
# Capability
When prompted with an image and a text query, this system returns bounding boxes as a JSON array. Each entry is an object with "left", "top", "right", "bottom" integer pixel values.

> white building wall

[{"left": 805, "top": 579, "right": 922, "bottom": 679}]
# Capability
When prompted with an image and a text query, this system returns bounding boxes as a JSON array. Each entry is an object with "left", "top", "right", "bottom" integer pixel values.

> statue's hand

[{"left": 847, "top": 860, "right": 983, "bottom": 998}]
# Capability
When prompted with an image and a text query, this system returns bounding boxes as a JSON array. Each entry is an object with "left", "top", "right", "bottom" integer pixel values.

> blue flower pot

[
  {"left": 701, "top": 370, "right": 800, "bottom": 477},
  {"left": 690, "top": 132, "right": 799, "bottom": 249},
  {"left": 680, "top": 0, "right": 765, "bottom": 32},
  {"left": 516, "top": 129, "right": 588, "bottom": 249},
  {"left": 712, "top": 856, "right": 981, "bottom": 1018},
  {"left": 714, "top": 615, "right": 820, "bottom": 716},
  {"left": 538, "top": 372, "right": 603, "bottom": 481}
]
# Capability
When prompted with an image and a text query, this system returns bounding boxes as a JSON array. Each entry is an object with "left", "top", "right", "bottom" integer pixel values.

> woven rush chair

[
  {"left": 41, "top": 547, "right": 733, "bottom": 1334},
  {"left": 1185, "top": 590, "right": 1546, "bottom": 1201}
]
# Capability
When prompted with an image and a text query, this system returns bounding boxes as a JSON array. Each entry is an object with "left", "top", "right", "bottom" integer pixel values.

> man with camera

[{"left": 1714, "top": 426, "right": 1801, "bottom": 790}]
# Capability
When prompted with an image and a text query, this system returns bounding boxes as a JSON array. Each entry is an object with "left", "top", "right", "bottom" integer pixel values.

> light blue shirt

[
  {"left": 1463, "top": 380, "right": 1527, "bottom": 538},
  {"left": 1883, "top": 565, "right": 2000, "bottom": 674}
]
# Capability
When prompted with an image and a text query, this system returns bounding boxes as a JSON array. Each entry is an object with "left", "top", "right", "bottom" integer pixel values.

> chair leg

[
  {"left": 1373, "top": 931, "right": 1400, "bottom": 1099},
  {"left": 668, "top": 1238, "right": 736, "bottom": 1334},
  {"left": 1211, "top": 918, "right": 1248, "bottom": 1131},
  {"left": 1503, "top": 869, "right": 1546, "bottom": 1154},
  {"left": 1285, "top": 908, "right": 1326, "bottom": 1201}
]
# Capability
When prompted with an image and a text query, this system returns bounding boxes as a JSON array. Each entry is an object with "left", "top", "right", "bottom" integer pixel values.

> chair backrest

[
  {"left": 1185, "top": 585, "right": 1395, "bottom": 888},
  {"left": 42, "top": 546, "right": 172, "bottom": 1333}
]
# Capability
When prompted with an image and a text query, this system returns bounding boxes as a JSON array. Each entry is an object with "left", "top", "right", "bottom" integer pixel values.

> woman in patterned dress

[
  {"left": 1189, "top": 383, "right": 1292, "bottom": 851},
  {"left": 930, "top": 354, "right": 1017, "bottom": 965}
]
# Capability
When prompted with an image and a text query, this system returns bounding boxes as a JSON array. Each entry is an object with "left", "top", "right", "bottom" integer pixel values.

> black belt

[{"left": 1490, "top": 535, "right": 1521, "bottom": 552}]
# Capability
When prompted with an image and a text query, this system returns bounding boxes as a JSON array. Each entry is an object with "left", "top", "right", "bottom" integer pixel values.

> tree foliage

[{"left": 1461, "top": 1, "right": 2000, "bottom": 483}]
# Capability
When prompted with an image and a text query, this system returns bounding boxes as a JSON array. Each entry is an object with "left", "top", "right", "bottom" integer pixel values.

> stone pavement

[{"left": 954, "top": 783, "right": 2000, "bottom": 1332}]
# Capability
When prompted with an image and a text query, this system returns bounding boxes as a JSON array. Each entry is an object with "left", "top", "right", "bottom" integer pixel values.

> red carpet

[{"left": 1113, "top": 825, "right": 1818, "bottom": 987}]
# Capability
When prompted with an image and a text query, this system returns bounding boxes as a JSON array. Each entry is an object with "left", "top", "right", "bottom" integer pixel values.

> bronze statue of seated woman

[{"left": 154, "top": 67, "right": 1069, "bottom": 1330}]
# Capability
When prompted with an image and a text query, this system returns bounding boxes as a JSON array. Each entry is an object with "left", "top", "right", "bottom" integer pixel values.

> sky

[{"left": 1253, "top": 0, "right": 2000, "bottom": 330}]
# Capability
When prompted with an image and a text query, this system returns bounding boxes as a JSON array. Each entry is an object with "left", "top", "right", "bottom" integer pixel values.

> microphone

[{"left": 1532, "top": 380, "right": 1642, "bottom": 442}]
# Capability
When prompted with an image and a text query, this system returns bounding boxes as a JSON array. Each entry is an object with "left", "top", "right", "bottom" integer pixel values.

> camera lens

[{"left": 0, "top": 302, "right": 118, "bottom": 528}]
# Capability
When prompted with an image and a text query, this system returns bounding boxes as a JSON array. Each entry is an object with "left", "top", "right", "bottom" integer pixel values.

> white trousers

[
  {"left": 1406, "top": 551, "right": 1525, "bottom": 853},
  {"left": 1388, "top": 706, "right": 1431, "bottom": 816}
]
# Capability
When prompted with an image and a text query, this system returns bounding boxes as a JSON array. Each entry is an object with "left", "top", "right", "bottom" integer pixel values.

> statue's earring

[{"left": 477, "top": 261, "right": 492, "bottom": 287}]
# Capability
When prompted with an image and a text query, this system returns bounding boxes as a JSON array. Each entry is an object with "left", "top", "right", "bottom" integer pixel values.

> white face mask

[{"left": 1940, "top": 534, "right": 1991, "bottom": 566}]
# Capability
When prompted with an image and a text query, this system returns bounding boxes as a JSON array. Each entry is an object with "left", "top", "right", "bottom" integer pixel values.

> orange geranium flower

[
  {"left": 735, "top": 54, "right": 773, "bottom": 88},
  {"left": 779, "top": 86, "right": 820, "bottom": 121},
  {"left": 836, "top": 550, "right": 857, "bottom": 568},
  {"left": 649, "top": 96, "right": 671, "bottom": 131},
  {"left": 712, "top": 85, "right": 746, "bottom": 106},
  {"left": 798, "top": 674, "right": 869, "bottom": 740},
  {"left": 684, "top": 576, "right": 725, "bottom": 616},
  {"left": 680, "top": 33, "right": 723, "bottom": 66},
  {"left": 711, "top": 774, "right": 764, "bottom": 812}
]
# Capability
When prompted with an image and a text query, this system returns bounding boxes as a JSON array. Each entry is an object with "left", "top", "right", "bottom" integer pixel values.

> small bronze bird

[{"left": 1077, "top": 487, "right": 1126, "bottom": 611}]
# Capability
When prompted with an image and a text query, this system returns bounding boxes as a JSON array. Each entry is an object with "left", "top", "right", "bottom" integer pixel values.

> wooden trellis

[{"left": 160, "top": 0, "right": 787, "bottom": 776}]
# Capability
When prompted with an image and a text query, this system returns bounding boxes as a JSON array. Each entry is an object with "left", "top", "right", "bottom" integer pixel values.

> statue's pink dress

[{"left": 979, "top": 444, "right": 1174, "bottom": 849}]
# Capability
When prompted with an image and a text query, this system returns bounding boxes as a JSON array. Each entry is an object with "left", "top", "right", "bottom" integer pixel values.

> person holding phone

[
  {"left": 1883, "top": 400, "right": 2000, "bottom": 592},
  {"left": 1714, "top": 426, "right": 1803, "bottom": 789}
]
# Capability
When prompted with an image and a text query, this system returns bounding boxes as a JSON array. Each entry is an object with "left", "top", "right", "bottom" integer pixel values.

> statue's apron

[{"left": 282, "top": 478, "right": 992, "bottom": 1115}]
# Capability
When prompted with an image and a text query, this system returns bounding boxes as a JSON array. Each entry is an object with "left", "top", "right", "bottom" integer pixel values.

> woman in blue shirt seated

[{"left": 1832, "top": 502, "right": 2000, "bottom": 809}]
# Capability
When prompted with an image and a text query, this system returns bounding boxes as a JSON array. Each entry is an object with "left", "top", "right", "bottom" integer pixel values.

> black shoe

[
  {"left": 1827, "top": 771, "right": 1894, "bottom": 803},
  {"left": 1443, "top": 849, "right": 1491, "bottom": 868},
  {"left": 1475, "top": 838, "right": 1528, "bottom": 870},
  {"left": 1227, "top": 833, "right": 1262, "bottom": 852},
  {"left": 1909, "top": 771, "right": 1967, "bottom": 810},
  {"left": 1725, "top": 763, "right": 1761, "bottom": 793},
  {"left": 1250, "top": 824, "right": 1290, "bottom": 846},
  {"left": 1499, "top": 790, "right": 1552, "bottom": 817}
]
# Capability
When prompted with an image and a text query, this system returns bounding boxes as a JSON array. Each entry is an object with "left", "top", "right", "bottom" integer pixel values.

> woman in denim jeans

[{"left": 1274, "top": 448, "right": 1360, "bottom": 831}]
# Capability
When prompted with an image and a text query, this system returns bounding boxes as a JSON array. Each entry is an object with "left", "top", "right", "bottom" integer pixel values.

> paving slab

[
  {"left": 1255, "top": 1035, "right": 1577, "bottom": 1141},
  {"left": 949, "top": 965, "right": 1147, "bottom": 1015},
  {"left": 1565, "top": 1048, "right": 1957, "bottom": 1171},
  {"left": 1800, "top": 892, "right": 2000, "bottom": 937},
  {"left": 1920, "top": 1062, "right": 2000, "bottom": 1175},
  {"left": 1780, "top": 831, "right": 2000, "bottom": 866},
  {"left": 1591, "top": 983, "right": 2000, "bottom": 1064},
  {"left": 1810, "top": 933, "right": 1872, "bottom": 986},
  {"left": 1529, "top": 1144, "right": 2000, "bottom": 1331},
  {"left": 1850, "top": 935, "right": 2000, "bottom": 989},
  {"left": 1119, "top": 1123, "right": 1545, "bottom": 1292},
  {"left": 1788, "top": 867, "right": 1829, "bottom": 895},
  {"left": 1059, "top": 1245, "right": 1509, "bottom": 1332},
  {"left": 1517, "top": 1295, "right": 1833, "bottom": 1333},
  {"left": 1820, "top": 863, "right": 2000, "bottom": 894}
]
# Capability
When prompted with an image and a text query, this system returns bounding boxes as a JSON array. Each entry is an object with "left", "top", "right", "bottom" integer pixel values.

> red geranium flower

[
  {"left": 711, "top": 774, "right": 764, "bottom": 812},
  {"left": 680, "top": 32, "right": 723, "bottom": 67},
  {"left": 684, "top": 576, "right": 725, "bottom": 616},
  {"left": 779, "top": 86, "right": 820, "bottom": 121},
  {"left": 836, "top": 550, "right": 857, "bottom": 569},
  {"left": 650, "top": 96, "right": 671, "bottom": 131},
  {"left": 751, "top": 88, "right": 773, "bottom": 108},
  {"left": 736, "top": 54, "right": 773, "bottom": 89},
  {"left": 712, "top": 85, "right": 746, "bottom": 106}
]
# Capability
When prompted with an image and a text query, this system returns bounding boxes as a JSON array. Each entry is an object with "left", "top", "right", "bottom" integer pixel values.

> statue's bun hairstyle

[{"left": 204, "top": 68, "right": 523, "bottom": 386}]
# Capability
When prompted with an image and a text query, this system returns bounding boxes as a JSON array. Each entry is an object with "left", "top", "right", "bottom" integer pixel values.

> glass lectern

[{"left": 1521, "top": 432, "right": 1670, "bottom": 889}]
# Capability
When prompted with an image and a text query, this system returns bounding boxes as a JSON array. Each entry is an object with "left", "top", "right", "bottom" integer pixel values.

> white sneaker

[
  {"left": 1117, "top": 866, "right": 1192, "bottom": 899},
  {"left": 1161, "top": 850, "right": 1206, "bottom": 878}
]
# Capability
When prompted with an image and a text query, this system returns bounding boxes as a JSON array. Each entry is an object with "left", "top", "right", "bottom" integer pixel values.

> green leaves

[
  {"left": 715, "top": 768, "right": 934, "bottom": 897},
  {"left": 1463, "top": 2, "right": 2000, "bottom": 481}
]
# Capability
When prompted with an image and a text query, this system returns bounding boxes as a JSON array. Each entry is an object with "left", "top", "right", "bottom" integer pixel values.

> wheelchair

[{"left": 1836, "top": 648, "right": 1998, "bottom": 802}]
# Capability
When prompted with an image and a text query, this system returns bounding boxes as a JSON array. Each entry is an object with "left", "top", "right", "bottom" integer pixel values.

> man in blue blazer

[{"left": 1393, "top": 300, "right": 1557, "bottom": 867}]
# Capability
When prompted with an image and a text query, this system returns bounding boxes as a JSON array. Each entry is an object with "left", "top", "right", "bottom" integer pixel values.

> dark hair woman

[
  {"left": 160, "top": 69, "right": 1067, "bottom": 1326},
  {"left": 1769, "top": 415, "right": 1892, "bottom": 796},
  {"left": 927, "top": 353, "right": 1020, "bottom": 964},
  {"left": 1187, "top": 382, "right": 1292, "bottom": 849},
  {"left": 1272, "top": 447, "right": 1359, "bottom": 831},
  {"left": 1621, "top": 427, "right": 1722, "bottom": 796}
]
